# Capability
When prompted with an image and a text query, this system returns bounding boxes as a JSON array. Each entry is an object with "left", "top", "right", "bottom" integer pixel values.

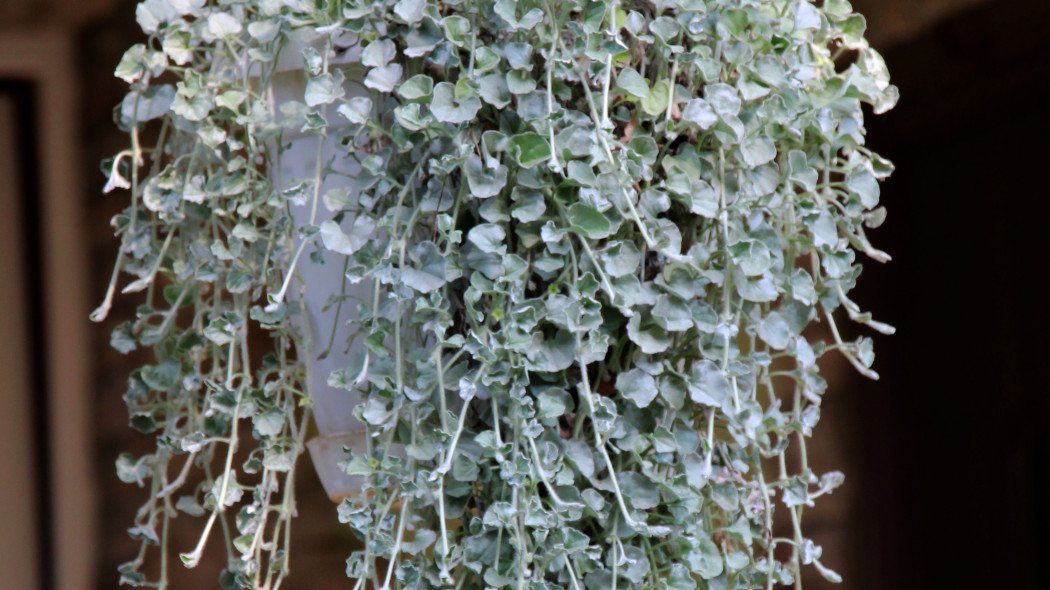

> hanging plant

[{"left": 97, "top": 0, "right": 897, "bottom": 588}]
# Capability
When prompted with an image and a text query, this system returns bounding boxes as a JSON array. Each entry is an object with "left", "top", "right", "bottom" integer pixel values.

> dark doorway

[{"left": 0, "top": 79, "right": 53, "bottom": 590}]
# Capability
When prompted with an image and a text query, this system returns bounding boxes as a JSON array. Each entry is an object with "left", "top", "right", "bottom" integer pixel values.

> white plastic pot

[{"left": 270, "top": 29, "right": 380, "bottom": 501}]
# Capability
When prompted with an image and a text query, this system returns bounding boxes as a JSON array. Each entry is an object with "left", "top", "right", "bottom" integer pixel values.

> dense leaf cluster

[{"left": 100, "top": 0, "right": 895, "bottom": 588}]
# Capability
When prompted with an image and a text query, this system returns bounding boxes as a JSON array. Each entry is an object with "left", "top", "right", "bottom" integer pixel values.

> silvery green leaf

[
  {"left": 526, "top": 329, "right": 575, "bottom": 372},
  {"left": 809, "top": 208, "right": 839, "bottom": 247},
  {"left": 305, "top": 73, "right": 346, "bottom": 106},
  {"left": 564, "top": 440, "right": 595, "bottom": 479},
  {"left": 474, "top": 46, "right": 500, "bottom": 73},
  {"left": 856, "top": 336, "right": 875, "bottom": 367},
  {"left": 689, "top": 300, "right": 718, "bottom": 334},
  {"left": 614, "top": 275, "right": 660, "bottom": 306},
  {"left": 404, "top": 17, "right": 443, "bottom": 57},
  {"left": 847, "top": 168, "right": 880, "bottom": 208},
  {"left": 215, "top": 90, "right": 245, "bottom": 112},
  {"left": 822, "top": 249, "right": 855, "bottom": 278},
  {"left": 741, "top": 75, "right": 772, "bottom": 100},
  {"left": 681, "top": 98, "right": 717, "bottom": 129},
  {"left": 653, "top": 218, "right": 683, "bottom": 257},
  {"left": 705, "top": 83, "right": 741, "bottom": 117},
  {"left": 247, "top": 19, "right": 279, "bottom": 42},
  {"left": 713, "top": 113, "right": 745, "bottom": 143},
  {"left": 783, "top": 476, "right": 811, "bottom": 507},
  {"left": 115, "top": 453, "right": 149, "bottom": 485},
  {"left": 689, "top": 180, "right": 719, "bottom": 218},
  {"left": 734, "top": 240, "right": 772, "bottom": 276},
  {"left": 740, "top": 135, "right": 777, "bottom": 167},
  {"left": 402, "top": 241, "right": 447, "bottom": 293},
  {"left": 494, "top": 0, "right": 543, "bottom": 30},
  {"left": 442, "top": 15, "right": 471, "bottom": 46},
  {"left": 398, "top": 74, "right": 434, "bottom": 100},
  {"left": 166, "top": 0, "right": 203, "bottom": 14},
  {"left": 362, "top": 39, "right": 396, "bottom": 68},
  {"left": 627, "top": 315, "right": 672, "bottom": 354},
  {"left": 824, "top": 0, "right": 852, "bottom": 18},
  {"left": 600, "top": 241, "right": 641, "bottom": 277},
  {"left": 788, "top": 150, "right": 818, "bottom": 191},
  {"left": 649, "top": 16, "right": 680, "bottom": 44},
  {"left": 394, "top": 0, "right": 426, "bottom": 23},
  {"left": 467, "top": 223, "right": 507, "bottom": 255},
  {"left": 795, "top": 337, "right": 817, "bottom": 369},
  {"left": 616, "top": 368, "right": 659, "bottom": 408},
  {"left": 616, "top": 67, "right": 650, "bottom": 98},
  {"left": 641, "top": 81, "right": 670, "bottom": 117},
  {"left": 337, "top": 96, "right": 373, "bottom": 124},
  {"left": 360, "top": 398, "right": 392, "bottom": 427},
  {"left": 794, "top": 0, "right": 822, "bottom": 30},
  {"left": 514, "top": 91, "right": 547, "bottom": 121},
  {"left": 652, "top": 295, "right": 692, "bottom": 331},
  {"left": 619, "top": 472, "right": 659, "bottom": 510},
  {"left": 506, "top": 133, "right": 551, "bottom": 168},
  {"left": 121, "top": 84, "right": 175, "bottom": 123},
  {"left": 510, "top": 188, "right": 546, "bottom": 222},
  {"left": 431, "top": 81, "right": 481, "bottom": 123},
  {"left": 479, "top": 197, "right": 508, "bottom": 223},
  {"left": 667, "top": 563, "right": 696, "bottom": 590},
  {"left": 567, "top": 203, "right": 613, "bottom": 240},
  {"left": 536, "top": 388, "right": 570, "bottom": 419},
  {"left": 175, "top": 495, "right": 205, "bottom": 517},
  {"left": 301, "top": 46, "right": 323, "bottom": 76},
  {"left": 252, "top": 409, "right": 284, "bottom": 436},
  {"left": 506, "top": 70, "right": 537, "bottom": 94},
  {"left": 754, "top": 55, "right": 787, "bottom": 87},
  {"left": 211, "top": 470, "right": 243, "bottom": 507},
  {"left": 756, "top": 310, "right": 792, "bottom": 350},
  {"left": 135, "top": 0, "right": 178, "bottom": 33},
  {"left": 478, "top": 73, "right": 511, "bottom": 108},
  {"left": 484, "top": 568, "right": 516, "bottom": 587},
  {"left": 205, "top": 12, "right": 242, "bottom": 40},
  {"left": 789, "top": 269, "right": 818, "bottom": 305},
  {"left": 818, "top": 471, "right": 845, "bottom": 495},
  {"left": 394, "top": 103, "right": 430, "bottom": 130},
  {"left": 689, "top": 360, "right": 728, "bottom": 406},
  {"left": 115, "top": 44, "right": 148, "bottom": 83},
  {"left": 800, "top": 539, "right": 822, "bottom": 565},
  {"left": 464, "top": 155, "right": 507, "bottom": 198},
  {"left": 734, "top": 269, "right": 779, "bottom": 302},
  {"left": 319, "top": 216, "right": 374, "bottom": 255},
  {"left": 724, "top": 549, "right": 750, "bottom": 571},
  {"left": 364, "top": 63, "right": 402, "bottom": 93},
  {"left": 503, "top": 42, "right": 533, "bottom": 70},
  {"left": 621, "top": 547, "right": 652, "bottom": 584},
  {"left": 566, "top": 160, "right": 596, "bottom": 186},
  {"left": 204, "top": 317, "right": 235, "bottom": 346}
]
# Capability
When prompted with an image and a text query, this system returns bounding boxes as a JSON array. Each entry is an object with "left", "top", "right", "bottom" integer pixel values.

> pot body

[{"left": 272, "top": 30, "right": 375, "bottom": 500}]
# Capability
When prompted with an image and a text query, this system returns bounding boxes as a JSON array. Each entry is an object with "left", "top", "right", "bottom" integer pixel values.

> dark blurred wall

[{"left": 856, "top": 1, "right": 1050, "bottom": 588}]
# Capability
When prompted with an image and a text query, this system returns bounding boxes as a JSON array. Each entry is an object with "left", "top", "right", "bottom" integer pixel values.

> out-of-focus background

[{"left": 1, "top": 1, "right": 1047, "bottom": 589}]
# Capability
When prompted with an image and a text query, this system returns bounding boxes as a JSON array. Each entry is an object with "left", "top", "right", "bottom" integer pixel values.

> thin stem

[{"left": 575, "top": 334, "right": 642, "bottom": 531}]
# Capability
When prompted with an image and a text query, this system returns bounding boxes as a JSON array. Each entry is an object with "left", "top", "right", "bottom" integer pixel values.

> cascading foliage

[{"left": 99, "top": 0, "right": 896, "bottom": 588}]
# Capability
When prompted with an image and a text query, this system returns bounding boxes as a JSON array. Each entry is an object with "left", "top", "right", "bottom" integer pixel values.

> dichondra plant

[{"left": 98, "top": 0, "right": 897, "bottom": 588}]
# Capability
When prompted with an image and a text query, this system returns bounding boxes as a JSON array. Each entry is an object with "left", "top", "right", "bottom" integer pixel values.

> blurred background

[{"left": 1, "top": 0, "right": 1047, "bottom": 589}]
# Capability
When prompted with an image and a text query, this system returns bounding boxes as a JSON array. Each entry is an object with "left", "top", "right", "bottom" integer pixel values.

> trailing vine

[{"left": 98, "top": 0, "right": 896, "bottom": 588}]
